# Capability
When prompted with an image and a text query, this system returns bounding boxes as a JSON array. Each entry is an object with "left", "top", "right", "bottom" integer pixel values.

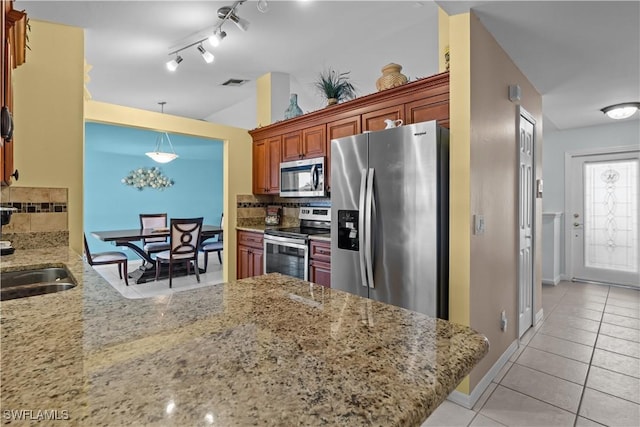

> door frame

[
  {"left": 563, "top": 145, "right": 639, "bottom": 282},
  {"left": 517, "top": 106, "right": 537, "bottom": 338}
]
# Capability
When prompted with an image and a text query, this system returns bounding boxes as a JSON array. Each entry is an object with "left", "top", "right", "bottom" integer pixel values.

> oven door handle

[{"left": 264, "top": 235, "right": 308, "bottom": 247}]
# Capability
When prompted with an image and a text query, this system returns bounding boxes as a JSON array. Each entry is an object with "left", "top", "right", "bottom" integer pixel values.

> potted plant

[{"left": 314, "top": 67, "right": 357, "bottom": 106}]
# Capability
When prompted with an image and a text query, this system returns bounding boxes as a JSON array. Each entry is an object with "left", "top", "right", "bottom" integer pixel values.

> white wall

[{"left": 542, "top": 119, "right": 640, "bottom": 276}]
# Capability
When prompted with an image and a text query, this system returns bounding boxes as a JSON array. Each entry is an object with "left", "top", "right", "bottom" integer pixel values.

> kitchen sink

[{"left": 1, "top": 267, "right": 77, "bottom": 301}]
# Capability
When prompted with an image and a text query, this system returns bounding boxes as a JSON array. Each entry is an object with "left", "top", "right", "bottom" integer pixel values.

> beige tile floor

[
  {"left": 93, "top": 255, "right": 224, "bottom": 298},
  {"left": 423, "top": 281, "right": 640, "bottom": 427}
]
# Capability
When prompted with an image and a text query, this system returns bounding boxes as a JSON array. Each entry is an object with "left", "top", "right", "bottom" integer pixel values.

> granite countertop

[
  {"left": 236, "top": 226, "right": 332, "bottom": 243},
  {"left": 309, "top": 233, "right": 331, "bottom": 242},
  {"left": 1, "top": 248, "right": 488, "bottom": 426}
]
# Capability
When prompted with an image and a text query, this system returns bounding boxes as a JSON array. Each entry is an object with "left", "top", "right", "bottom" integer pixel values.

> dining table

[{"left": 91, "top": 225, "right": 223, "bottom": 284}]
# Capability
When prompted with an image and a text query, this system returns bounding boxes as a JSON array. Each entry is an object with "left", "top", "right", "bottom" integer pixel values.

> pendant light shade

[{"left": 146, "top": 132, "right": 179, "bottom": 163}]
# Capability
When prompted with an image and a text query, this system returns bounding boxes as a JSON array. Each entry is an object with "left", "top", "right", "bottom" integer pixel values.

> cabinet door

[
  {"left": 281, "top": 130, "right": 302, "bottom": 162},
  {"left": 237, "top": 245, "right": 252, "bottom": 279},
  {"left": 405, "top": 98, "right": 449, "bottom": 128},
  {"left": 327, "top": 116, "right": 361, "bottom": 191},
  {"left": 362, "top": 105, "right": 404, "bottom": 132},
  {"left": 252, "top": 140, "right": 267, "bottom": 194},
  {"left": 302, "top": 124, "right": 326, "bottom": 159},
  {"left": 310, "top": 260, "right": 331, "bottom": 288},
  {"left": 251, "top": 247, "right": 264, "bottom": 277},
  {"left": 266, "top": 135, "right": 281, "bottom": 194}
]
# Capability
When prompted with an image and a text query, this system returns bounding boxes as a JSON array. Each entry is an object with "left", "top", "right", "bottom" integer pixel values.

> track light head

[
  {"left": 218, "top": 6, "right": 250, "bottom": 31},
  {"left": 166, "top": 55, "right": 183, "bottom": 72},
  {"left": 197, "top": 44, "right": 215, "bottom": 64},
  {"left": 208, "top": 29, "right": 227, "bottom": 47}
]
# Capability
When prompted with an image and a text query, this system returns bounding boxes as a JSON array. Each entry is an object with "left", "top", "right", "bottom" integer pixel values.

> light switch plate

[{"left": 474, "top": 214, "right": 485, "bottom": 235}]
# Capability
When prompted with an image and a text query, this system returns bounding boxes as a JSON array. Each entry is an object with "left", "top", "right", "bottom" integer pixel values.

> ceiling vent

[{"left": 221, "top": 78, "right": 249, "bottom": 87}]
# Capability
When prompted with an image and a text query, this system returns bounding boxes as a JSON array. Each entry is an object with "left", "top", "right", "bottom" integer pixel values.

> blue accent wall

[{"left": 84, "top": 122, "right": 223, "bottom": 258}]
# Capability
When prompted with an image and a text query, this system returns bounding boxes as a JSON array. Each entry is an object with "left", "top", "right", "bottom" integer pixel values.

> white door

[
  {"left": 518, "top": 109, "right": 535, "bottom": 338},
  {"left": 570, "top": 150, "right": 640, "bottom": 287}
]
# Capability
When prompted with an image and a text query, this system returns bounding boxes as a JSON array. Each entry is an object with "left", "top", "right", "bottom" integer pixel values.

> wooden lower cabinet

[
  {"left": 309, "top": 239, "right": 331, "bottom": 288},
  {"left": 237, "top": 230, "right": 264, "bottom": 279}
]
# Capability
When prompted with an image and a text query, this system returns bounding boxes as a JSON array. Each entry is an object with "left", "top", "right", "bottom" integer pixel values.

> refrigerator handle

[
  {"left": 358, "top": 169, "right": 368, "bottom": 288},
  {"left": 365, "top": 168, "right": 375, "bottom": 289}
]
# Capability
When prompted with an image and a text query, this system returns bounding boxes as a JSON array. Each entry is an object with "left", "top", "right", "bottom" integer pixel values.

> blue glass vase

[{"left": 284, "top": 93, "right": 303, "bottom": 119}]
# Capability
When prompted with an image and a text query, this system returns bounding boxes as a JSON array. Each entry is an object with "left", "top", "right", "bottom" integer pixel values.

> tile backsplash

[
  {"left": 236, "top": 194, "right": 330, "bottom": 227},
  {"left": 1, "top": 186, "right": 69, "bottom": 249}
]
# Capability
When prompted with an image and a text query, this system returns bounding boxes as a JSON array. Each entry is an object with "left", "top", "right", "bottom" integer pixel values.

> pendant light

[{"left": 146, "top": 102, "right": 179, "bottom": 163}]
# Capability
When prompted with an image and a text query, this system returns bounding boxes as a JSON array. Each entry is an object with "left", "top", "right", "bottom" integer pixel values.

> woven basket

[{"left": 376, "top": 63, "right": 408, "bottom": 91}]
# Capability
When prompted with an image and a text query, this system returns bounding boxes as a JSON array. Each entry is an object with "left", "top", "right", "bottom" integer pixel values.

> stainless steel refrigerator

[{"left": 330, "top": 120, "right": 449, "bottom": 319}]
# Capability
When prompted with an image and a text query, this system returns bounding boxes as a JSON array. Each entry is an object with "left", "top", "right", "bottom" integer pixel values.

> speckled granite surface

[{"left": 1, "top": 248, "right": 488, "bottom": 426}]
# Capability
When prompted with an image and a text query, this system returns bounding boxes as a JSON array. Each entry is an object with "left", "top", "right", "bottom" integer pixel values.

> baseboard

[
  {"left": 535, "top": 308, "right": 544, "bottom": 325},
  {"left": 447, "top": 339, "right": 519, "bottom": 409},
  {"left": 542, "top": 275, "right": 561, "bottom": 286},
  {"left": 560, "top": 274, "right": 570, "bottom": 281}
]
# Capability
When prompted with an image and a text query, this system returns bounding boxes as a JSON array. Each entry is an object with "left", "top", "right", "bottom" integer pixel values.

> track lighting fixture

[
  {"left": 165, "top": 1, "right": 263, "bottom": 71},
  {"left": 218, "top": 6, "right": 250, "bottom": 31},
  {"left": 601, "top": 102, "right": 640, "bottom": 120},
  {"left": 165, "top": 55, "right": 183, "bottom": 72},
  {"left": 197, "top": 44, "right": 215, "bottom": 63}
]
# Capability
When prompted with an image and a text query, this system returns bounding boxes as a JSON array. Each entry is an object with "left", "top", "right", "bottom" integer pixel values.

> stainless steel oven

[
  {"left": 280, "top": 157, "right": 326, "bottom": 198},
  {"left": 263, "top": 234, "right": 309, "bottom": 281},
  {"left": 263, "top": 207, "right": 331, "bottom": 281}
]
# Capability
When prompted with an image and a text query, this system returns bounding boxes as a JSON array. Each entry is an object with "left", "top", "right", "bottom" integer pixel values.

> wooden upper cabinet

[
  {"left": 362, "top": 105, "right": 404, "bottom": 132},
  {"left": 282, "top": 124, "right": 326, "bottom": 162},
  {"left": 1, "top": 0, "right": 25, "bottom": 187},
  {"left": 252, "top": 139, "right": 267, "bottom": 194},
  {"left": 248, "top": 72, "right": 449, "bottom": 195},
  {"left": 405, "top": 96, "right": 449, "bottom": 128},
  {"left": 281, "top": 131, "right": 302, "bottom": 162},
  {"left": 266, "top": 136, "right": 281, "bottom": 193},
  {"left": 302, "top": 124, "right": 326, "bottom": 159},
  {"left": 252, "top": 135, "right": 281, "bottom": 195}
]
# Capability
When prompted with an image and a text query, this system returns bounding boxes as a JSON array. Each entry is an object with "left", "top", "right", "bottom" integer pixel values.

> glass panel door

[{"left": 571, "top": 151, "right": 639, "bottom": 286}]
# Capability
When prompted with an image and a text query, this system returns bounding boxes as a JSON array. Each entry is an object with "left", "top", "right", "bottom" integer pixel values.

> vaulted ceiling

[{"left": 19, "top": 1, "right": 640, "bottom": 131}]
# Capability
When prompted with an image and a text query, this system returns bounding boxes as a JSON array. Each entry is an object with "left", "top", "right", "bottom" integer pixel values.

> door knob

[{"left": 573, "top": 222, "right": 581, "bottom": 227}]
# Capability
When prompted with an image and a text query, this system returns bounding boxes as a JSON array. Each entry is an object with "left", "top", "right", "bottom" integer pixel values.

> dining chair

[
  {"left": 83, "top": 234, "right": 129, "bottom": 286},
  {"left": 140, "top": 213, "right": 170, "bottom": 258},
  {"left": 155, "top": 217, "right": 203, "bottom": 288},
  {"left": 200, "top": 213, "right": 224, "bottom": 272}
]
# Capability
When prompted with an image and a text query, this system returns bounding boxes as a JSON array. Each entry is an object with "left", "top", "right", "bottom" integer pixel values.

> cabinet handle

[{"left": 11, "top": 169, "right": 19, "bottom": 181}]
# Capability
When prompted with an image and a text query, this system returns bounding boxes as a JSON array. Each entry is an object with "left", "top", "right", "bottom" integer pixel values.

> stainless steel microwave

[{"left": 279, "top": 157, "right": 326, "bottom": 198}]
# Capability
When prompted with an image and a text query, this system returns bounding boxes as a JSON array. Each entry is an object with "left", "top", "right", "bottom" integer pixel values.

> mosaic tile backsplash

[
  {"left": 0, "top": 187, "right": 69, "bottom": 249},
  {"left": 236, "top": 194, "right": 330, "bottom": 228}
]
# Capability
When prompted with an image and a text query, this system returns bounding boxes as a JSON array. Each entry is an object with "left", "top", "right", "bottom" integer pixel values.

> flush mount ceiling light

[
  {"left": 146, "top": 102, "right": 179, "bottom": 164},
  {"left": 165, "top": 1, "right": 263, "bottom": 71},
  {"left": 601, "top": 102, "right": 640, "bottom": 120}
]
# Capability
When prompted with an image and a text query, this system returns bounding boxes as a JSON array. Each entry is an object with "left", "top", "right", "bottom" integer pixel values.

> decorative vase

[
  {"left": 376, "top": 63, "right": 408, "bottom": 91},
  {"left": 327, "top": 98, "right": 338, "bottom": 106},
  {"left": 284, "top": 93, "right": 303, "bottom": 119}
]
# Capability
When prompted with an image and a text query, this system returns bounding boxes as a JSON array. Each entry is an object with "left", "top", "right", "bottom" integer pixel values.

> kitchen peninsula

[{"left": 1, "top": 248, "right": 488, "bottom": 426}]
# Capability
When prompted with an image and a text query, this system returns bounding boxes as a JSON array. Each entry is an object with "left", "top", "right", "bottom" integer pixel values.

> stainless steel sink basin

[{"left": 1, "top": 267, "right": 77, "bottom": 301}]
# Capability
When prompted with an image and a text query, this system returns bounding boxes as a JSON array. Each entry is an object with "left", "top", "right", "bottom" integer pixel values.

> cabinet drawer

[
  {"left": 310, "top": 240, "right": 331, "bottom": 262},
  {"left": 238, "top": 230, "right": 264, "bottom": 249}
]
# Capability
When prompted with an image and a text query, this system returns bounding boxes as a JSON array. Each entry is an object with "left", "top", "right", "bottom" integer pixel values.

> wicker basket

[{"left": 376, "top": 63, "right": 408, "bottom": 91}]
